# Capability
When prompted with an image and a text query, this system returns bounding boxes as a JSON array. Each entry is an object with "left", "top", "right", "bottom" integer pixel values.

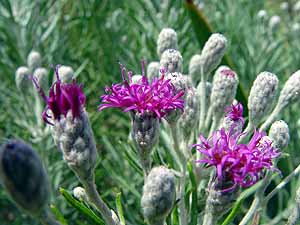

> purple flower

[
  {"left": 193, "top": 104, "right": 280, "bottom": 191},
  {"left": 98, "top": 62, "right": 185, "bottom": 118},
  {"left": 32, "top": 65, "right": 86, "bottom": 125},
  {"left": 224, "top": 102, "right": 245, "bottom": 125}
]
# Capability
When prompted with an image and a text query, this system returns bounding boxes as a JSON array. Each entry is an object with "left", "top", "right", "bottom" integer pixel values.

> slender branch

[
  {"left": 260, "top": 105, "right": 281, "bottom": 131},
  {"left": 198, "top": 69, "right": 207, "bottom": 132}
]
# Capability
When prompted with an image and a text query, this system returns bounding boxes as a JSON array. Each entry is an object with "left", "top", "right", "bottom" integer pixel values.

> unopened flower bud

[
  {"left": 189, "top": 54, "right": 201, "bottom": 84},
  {"left": 73, "top": 186, "right": 88, "bottom": 202},
  {"left": 27, "top": 51, "right": 42, "bottom": 71},
  {"left": 277, "top": 70, "right": 300, "bottom": 110},
  {"left": 248, "top": 72, "right": 278, "bottom": 125},
  {"left": 165, "top": 72, "right": 186, "bottom": 92},
  {"left": 294, "top": 1, "right": 300, "bottom": 12},
  {"left": 141, "top": 166, "right": 175, "bottom": 225},
  {"left": 292, "top": 23, "right": 300, "bottom": 32},
  {"left": 203, "top": 178, "right": 239, "bottom": 224},
  {"left": 157, "top": 28, "right": 178, "bottom": 57},
  {"left": 179, "top": 87, "right": 200, "bottom": 138},
  {"left": 52, "top": 110, "right": 97, "bottom": 181},
  {"left": 131, "top": 111, "right": 159, "bottom": 173},
  {"left": 131, "top": 74, "right": 143, "bottom": 84},
  {"left": 210, "top": 66, "right": 238, "bottom": 119},
  {"left": 257, "top": 10, "right": 268, "bottom": 20},
  {"left": 15, "top": 66, "right": 31, "bottom": 92},
  {"left": 199, "top": 33, "right": 227, "bottom": 76},
  {"left": 56, "top": 65, "right": 74, "bottom": 83},
  {"left": 147, "top": 62, "right": 160, "bottom": 81},
  {"left": 0, "top": 139, "right": 50, "bottom": 217},
  {"left": 33, "top": 68, "right": 48, "bottom": 91},
  {"left": 269, "top": 120, "right": 289, "bottom": 149},
  {"left": 280, "top": 2, "right": 289, "bottom": 11},
  {"left": 269, "top": 15, "right": 281, "bottom": 32},
  {"left": 160, "top": 49, "right": 183, "bottom": 73}
]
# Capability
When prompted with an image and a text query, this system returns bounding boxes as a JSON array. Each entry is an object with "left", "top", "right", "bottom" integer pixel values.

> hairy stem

[
  {"left": 198, "top": 70, "right": 207, "bottom": 132},
  {"left": 82, "top": 177, "right": 118, "bottom": 225},
  {"left": 260, "top": 105, "right": 281, "bottom": 131}
]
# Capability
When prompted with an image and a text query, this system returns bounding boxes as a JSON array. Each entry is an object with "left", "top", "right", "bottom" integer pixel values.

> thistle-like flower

[
  {"left": 0, "top": 139, "right": 50, "bottom": 217},
  {"left": 193, "top": 103, "right": 280, "bottom": 190},
  {"left": 141, "top": 166, "right": 176, "bottom": 225},
  {"left": 222, "top": 102, "right": 244, "bottom": 135},
  {"left": 32, "top": 65, "right": 96, "bottom": 181},
  {"left": 99, "top": 63, "right": 185, "bottom": 119}
]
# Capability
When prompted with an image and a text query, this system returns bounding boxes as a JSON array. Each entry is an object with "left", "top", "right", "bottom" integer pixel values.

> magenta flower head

[
  {"left": 98, "top": 61, "right": 185, "bottom": 119},
  {"left": 224, "top": 102, "right": 245, "bottom": 125},
  {"left": 31, "top": 65, "right": 86, "bottom": 125},
  {"left": 193, "top": 104, "right": 280, "bottom": 191}
]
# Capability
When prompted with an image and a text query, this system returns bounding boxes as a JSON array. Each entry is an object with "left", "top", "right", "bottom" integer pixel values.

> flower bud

[
  {"left": 33, "top": 67, "right": 48, "bottom": 91},
  {"left": 189, "top": 54, "right": 201, "bottom": 84},
  {"left": 157, "top": 28, "right": 178, "bottom": 57},
  {"left": 15, "top": 66, "right": 31, "bottom": 92},
  {"left": 73, "top": 186, "right": 88, "bottom": 202},
  {"left": 131, "top": 74, "right": 143, "bottom": 84},
  {"left": 179, "top": 87, "right": 200, "bottom": 138},
  {"left": 248, "top": 72, "right": 278, "bottom": 126},
  {"left": 131, "top": 112, "right": 159, "bottom": 173},
  {"left": 257, "top": 10, "right": 268, "bottom": 21},
  {"left": 199, "top": 33, "right": 227, "bottom": 76},
  {"left": 269, "top": 120, "right": 289, "bottom": 149},
  {"left": 0, "top": 139, "right": 50, "bottom": 216},
  {"left": 280, "top": 2, "right": 289, "bottom": 11},
  {"left": 141, "top": 166, "right": 175, "bottom": 225},
  {"left": 52, "top": 110, "right": 97, "bottom": 181},
  {"left": 27, "top": 51, "right": 42, "bottom": 71},
  {"left": 147, "top": 62, "right": 160, "bottom": 81},
  {"left": 277, "top": 70, "right": 300, "bottom": 110},
  {"left": 210, "top": 66, "right": 238, "bottom": 119},
  {"left": 56, "top": 65, "right": 74, "bottom": 83},
  {"left": 203, "top": 178, "right": 239, "bottom": 224},
  {"left": 294, "top": 1, "right": 300, "bottom": 12},
  {"left": 165, "top": 72, "right": 186, "bottom": 92},
  {"left": 269, "top": 15, "right": 281, "bottom": 32},
  {"left": 160, "top": 49, "right": 183, "bottom": 73},
  {"left": 292, "top": 23, "right": 300, "bottom": 32}
]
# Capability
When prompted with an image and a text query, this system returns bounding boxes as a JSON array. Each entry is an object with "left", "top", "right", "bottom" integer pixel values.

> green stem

[
  {"left": 198, "top": 69, "right": 207, "bottom": 132},
  {"left": 38, "top": 207, "right": 62, "bottom": 225}
]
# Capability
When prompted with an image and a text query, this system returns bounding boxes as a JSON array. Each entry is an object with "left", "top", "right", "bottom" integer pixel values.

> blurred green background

[{"left": 1, "top": 0, "right": 300, "bottom": 224}]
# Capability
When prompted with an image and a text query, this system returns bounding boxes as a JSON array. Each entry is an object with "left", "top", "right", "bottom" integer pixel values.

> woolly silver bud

[
  {"left": 147, "top": 62, "right": 160, "bottom": 81},
  {"left": 189, "top": 54, "right": 201, "bottom": 84},
  {"left": 269, "top": 120, "right": 289, "bottom": 149},
  {"left": 157, "top": 28, "right": 178, "bottom": 57},
  {"left": 294, "top": 1, "right": 300, "bottom": 12},
  {"left": 292, "top": 23, "right": 300, "bottom": 32},
  {"left": 27, "top": 51, "right": 42, "bottom": 71},
  {"left": 200, "top": 33, "right": 227, "bottom": 76},
  {"left": 257, "top": 10, "right": 268, "bottom": 20},
  {"left": 56, "top": 65, "right": 74, "bottom": 83},
  {"left": 179, "top": 87, "right": 200, "bottom": 138},
  {"left": 33, "top": 67, "right": 48, "bottom": 91},
  {"left": 280, "top": 2, "right": 289, "bottom": 11},
  {"left": 131, "top": 111, "right": 159, "bottom": 173},
  {"left": 277, "top": 70, "right": 300, "bottom": 110},
  {"left": 210, "top": 66, "right": 238, "bottom": 118},
  {"left": 248, "top": 72, "right": 278, "bottom": 125},
  {"left": 0, "top": 139, "right": 50, "bottom": 217},
  {"left": 141, "top": 166, "right": 175, "bottom": 225},
  {"left": 166, "top": 72, "right": 186, "bottom": 92},
  {"left": 15, "top": 66, "right": 31, "bottom": 92},
  {"left": 73, "top": 186, "right": 88, "bottom": 202},
  {"left": 221, "top": 116, "right": 243, "bottom": 136},
  {"left": 160, "top": 49, "right": 183, "bottom": 73},
  {"left": 52, "top": 110, "right": 97, "bottom": 181},
  {"left": 269, "top": 15, "right": 281, "bottom": 32},
  {"left": 131, "top": 74, "right": 143, "bottom": 84},
  {"left": 203, "top": 178, "right": 239, "bottom": 224}
]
